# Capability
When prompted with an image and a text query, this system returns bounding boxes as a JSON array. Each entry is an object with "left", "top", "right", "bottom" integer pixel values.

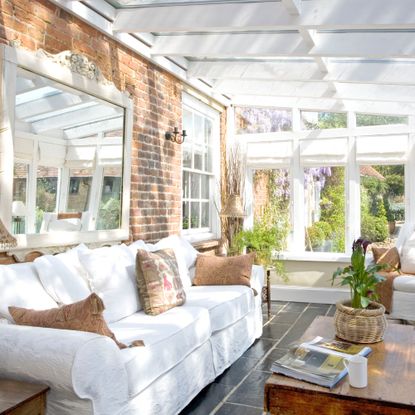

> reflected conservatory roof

[{"left": 54, "top": 0, "right": 415, "bottom": 114}]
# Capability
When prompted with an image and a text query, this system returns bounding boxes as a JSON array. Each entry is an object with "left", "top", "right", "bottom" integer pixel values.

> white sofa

[
  {"left": 0, "top": 236, "right": 264, "bottom": 415},
  {"left": 387, "top": 222, "right": 415, "bottom": 321}
]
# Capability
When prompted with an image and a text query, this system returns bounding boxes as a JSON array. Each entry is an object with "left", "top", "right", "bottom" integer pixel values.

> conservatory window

[
  {"left": 66, "top": 168, "right": 93, "bottom": 212},
  {"left": 12, "top": 162, "right": 29, "bottom": 234},
  {"left": 356, "top": 113, "right": 408, "bottom": 127},
  {"left": 301, "top": 111, "right": 347, "bottom": 130},
  {"left": 304, "top": 167, "right": 346, "bottom": 253},
  {"left": 360, "top": 165, "right": 405, "bottom": 245},
  {"left": 182, "top": 95, "right": 220, "bottom": 240},
  {"left": 235, "top": 107, "right": 292, "bottom": 134}
]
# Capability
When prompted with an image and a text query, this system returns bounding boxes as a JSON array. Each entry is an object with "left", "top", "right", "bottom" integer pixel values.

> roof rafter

[{"left": 113, "top": 0, "right": 415, "bottom": 33}]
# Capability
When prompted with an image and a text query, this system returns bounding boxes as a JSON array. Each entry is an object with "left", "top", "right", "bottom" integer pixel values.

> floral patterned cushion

[{"left": 135, "top": 248, "right": 186, "bottom": 316}]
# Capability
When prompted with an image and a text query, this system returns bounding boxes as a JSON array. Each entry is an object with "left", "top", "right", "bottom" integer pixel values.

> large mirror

[{"left": 0, "top": 46, "right": 132, "bottom": 249}]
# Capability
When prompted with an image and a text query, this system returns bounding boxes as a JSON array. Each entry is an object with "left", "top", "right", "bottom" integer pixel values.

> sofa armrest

[
  {"left": 251, "top": 264, "right": 265, "bottom": 294},
  {"left": 0, "top": 324, "right": 128, "bottom": 415}
]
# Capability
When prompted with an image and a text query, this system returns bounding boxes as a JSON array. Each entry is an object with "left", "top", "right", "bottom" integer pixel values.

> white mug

[{"left": 344, "top": 355, "right": 368, "bottom": 388}]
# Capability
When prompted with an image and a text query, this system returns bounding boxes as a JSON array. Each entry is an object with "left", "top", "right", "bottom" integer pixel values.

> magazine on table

[{"left": 271, "top": 336, "right": 371, "bottom": 388}]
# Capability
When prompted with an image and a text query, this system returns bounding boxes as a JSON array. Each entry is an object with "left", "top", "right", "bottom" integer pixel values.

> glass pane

[
  {"left": 13, "top": 162, "right": 28, "bottom": 234},
  {"left": 194, "top": 114, "right": 204, "bottom": 143},
  {"left": 36, "top": 166, "right": 59, "bottom": 233},
  {"left": 201, "top": 175, "right": 210, "bottom": 199},
  {"left": 183, "top": 144, "right": 192, "bottom": 168},
  {"left": 205, "top": 118, "right": 213, "bottom": 145},
  {"left": 191, "top": 202, "right": 200, "bottom": 229},
  {"left": 301, "top": 111, "right": 347, "bottom": 130},
  {"left": 194, "top": 145, "right": 203, "bottom": 171},
  {"left": 253, "top": 169, "right": 291, "bottom": 224},
  {"left": 182, "top": 170, "right": 190, "bottom": 199},
  {"left": 201, "top": 202, "right": 209, "bottom": 227},
  {"left": 356, "top": 114, "right": 408, "bottom": 127},
  {"left": 304, "top": 167, "right": 345, "bottom": 253},
  {"left": 235, "top": 107, "right": 292, "bottom": 134},
  {"left": 204, "top": 146, "right": 212, "bottom": 173},
  {"left": 191, "top": 173, "right": 200, "bottom": 199},
  {"left": 67, "top": 168, "right": 93, "bottom": 212},
  {"left": 96, "top": 166, "right": 122, "bottom": 230},
  {"left": 360, "top": 165, "right": 405, "bottom": 245},
  {"left": 182, "top": 202, "right": 189, "bottom": 229},
  {"left": 183, "top": 108, "right": 193, "bottom": 135}
]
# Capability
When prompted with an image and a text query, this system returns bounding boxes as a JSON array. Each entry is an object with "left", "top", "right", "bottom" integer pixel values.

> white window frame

[
  {"left": 240, "top": 107, "right": 415, "bottom": 262},
  {"left": 181, "top": 93, "right": 221, "bottom": 243}
]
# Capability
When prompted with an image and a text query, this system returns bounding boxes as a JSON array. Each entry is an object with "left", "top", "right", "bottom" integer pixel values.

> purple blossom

[
  {"left": 304, "top": 167, "right": 332, "bottom": 191},
  {"left": 352, "top": 238, "right": 371, "bottom": 254}
]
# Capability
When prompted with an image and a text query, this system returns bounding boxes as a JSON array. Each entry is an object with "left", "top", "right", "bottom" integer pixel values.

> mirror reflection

[{"left": 12, "top": 68, "right": 125, "bottom": 234}]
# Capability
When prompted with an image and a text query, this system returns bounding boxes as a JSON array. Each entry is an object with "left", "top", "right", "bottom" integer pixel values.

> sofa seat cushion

[
  {"left": 109, "top": 306, "right": 211, "bottom": 397},
  {"left": 185, "top": 285, "right": 254, "bottom": 332},
  {"left": 393, "top": 275, "right": 415, "bottom": 293}
]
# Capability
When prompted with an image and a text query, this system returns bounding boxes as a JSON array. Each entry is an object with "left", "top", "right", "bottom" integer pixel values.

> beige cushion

[
  {"left": 400, "top": 233, "right": 415, "bottom": 274},
  {"left": 9, "top": 293, "right": 127, "bottom": 349},
  {"left": 372, "top": 246, "right": 400, "bottom": 272},
  {"left": 193, "top": 253, "right": 255, "bottom": 288},
  {"left": 135, "top": 248, "right": 186, "bottom": 316}
]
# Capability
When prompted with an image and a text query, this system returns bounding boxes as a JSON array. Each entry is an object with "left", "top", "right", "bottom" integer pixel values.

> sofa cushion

[
  {"left": 78, "top": 244, "right": 140, "bottom": 323},
  {"left": 34, "top": 244, "right": 91, "bottom": 305},
  {"left": 109, "top": 306, "right": 211, "bottom": 397},
  {"left": 185, "top": 285, "right": 254, "bottom": 332},
  {"left": 372, "top": 246, "right": 400, "bottom": 272},
  {"left": 0, "top": 263, "right": 58, "bottom": 322},
  {"left": 136, "top": 248, "right": 186, "bottom": 316},
  {"left": 193, "top": 253, "right": 254, "bottom": 288},
  {"left": 393, "top": 275, "right": 415, "bottom": 293},
  {"left": 9, "top": 293, "right": 127, "bottom": 349},
  {"left": 400, "top": 232, "right": 415, "bottom": 273}
]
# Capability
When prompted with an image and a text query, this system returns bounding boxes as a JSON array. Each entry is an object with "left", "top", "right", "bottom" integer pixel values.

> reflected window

[
  {"left": 67, "top": 168, "right": 93, "bottom": 212},
  {"left": 235, "top": 107, "right": 292, "bottom": 134},
  {"left": 12, "top": 162, "right": 29, "bottom": 234},
  {"left": 304, "top": 167, "right": 345, "bottom": 253},
  {"left": 36, "top": 166, "right": 59, "bottom": 233},
  {"left": 96, "top": 166, "right": 122, "bottom": 230},
  {"left": 301, "top": 111, "right": 347, "bottom": 130}
]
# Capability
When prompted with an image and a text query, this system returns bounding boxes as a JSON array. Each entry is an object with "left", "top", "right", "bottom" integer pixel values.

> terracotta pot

[{"left": 334, "top": 300, "right": 387, "bottom": 344}]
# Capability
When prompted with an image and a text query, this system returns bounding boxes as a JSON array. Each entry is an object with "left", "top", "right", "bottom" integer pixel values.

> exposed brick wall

[{"left": 0, "top": 0, "right": 225, "bottom": 246}]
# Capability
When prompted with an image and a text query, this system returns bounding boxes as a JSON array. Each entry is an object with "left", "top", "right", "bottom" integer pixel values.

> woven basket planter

[{"left": 334, "top": 301, "right": 387, "bottom": 344}]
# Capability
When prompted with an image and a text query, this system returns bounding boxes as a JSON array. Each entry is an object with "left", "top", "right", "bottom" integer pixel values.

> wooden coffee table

[
  {"left": 264, "top": 316, "right": 415, "bottom": 415},
  {"left": 0, "top": 379, "right": 49, "bottom": 415}
]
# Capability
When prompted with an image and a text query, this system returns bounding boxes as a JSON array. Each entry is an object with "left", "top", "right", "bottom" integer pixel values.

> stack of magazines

[{"left": 271, "top": 337, "right": 371, "bottom": 388}]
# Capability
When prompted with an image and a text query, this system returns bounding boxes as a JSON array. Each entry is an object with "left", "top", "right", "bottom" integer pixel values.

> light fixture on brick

[{"left": 165, "top": 127, "right": 187, "bottom": 144}]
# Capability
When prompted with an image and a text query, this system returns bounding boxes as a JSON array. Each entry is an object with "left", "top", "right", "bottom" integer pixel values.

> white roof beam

[
  {"left": 188, "top": 60, "right": 415, "bottom": 86},
  {"left": 153, "top": 32, "right": 415, "bottom": 59},
  {"left": 113, "top": 0, "right": 415, "bottom": 33},
  {"left": 32, "top": 105, "right": 123, "bottom": 133},
  {"left": 64, "top": 116, "right": 124, "bottom": 139},
  {"left": 151, "top": 32, "right": 309, "bottom": 58},
  {"left": 214, "top": 80, "right": 415, "bottom": 104},
  {"left": 232, "top": 95, "right": 415, "bottom": 116},
  {"left": 281, "top": 0, "right": 301, "bottom": 15}
]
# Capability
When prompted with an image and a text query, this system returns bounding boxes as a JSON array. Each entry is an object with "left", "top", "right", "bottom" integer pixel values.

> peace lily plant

[{"left": 332, "top": 238, "right": 386, "bottom": 309}]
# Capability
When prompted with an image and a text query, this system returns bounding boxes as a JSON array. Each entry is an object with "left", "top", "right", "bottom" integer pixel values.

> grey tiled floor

[{"left": 180, "top": 301, "right": 336, "bottom": 415}]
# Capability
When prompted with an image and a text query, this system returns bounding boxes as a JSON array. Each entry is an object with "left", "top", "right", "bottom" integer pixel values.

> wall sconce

[{"left": 165, "top": 127, "right": 187, "bottom": 144}]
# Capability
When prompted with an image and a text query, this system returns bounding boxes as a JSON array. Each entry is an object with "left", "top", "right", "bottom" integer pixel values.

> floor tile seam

[
  {"left": 220, "top": 401, "right": 264, "bottom": 410},
  {"left": 268, "top": 303, "right": 311, "bottom": 349},
  {"left": 209, "top": 302, "right": 293, "bottom": 415}
]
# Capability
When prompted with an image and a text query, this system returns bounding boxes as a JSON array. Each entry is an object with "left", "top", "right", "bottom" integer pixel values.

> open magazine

[{"left": 271, "top": 337, "right": 371, "bottom": 388}]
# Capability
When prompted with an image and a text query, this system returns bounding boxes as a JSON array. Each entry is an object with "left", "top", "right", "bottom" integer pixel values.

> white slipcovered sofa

[
  {"left": 0, "top": 236, "right": 264, "bottom": 415},
  {"left": 387, "top": 222, "right": 415, "bottom": 321}
]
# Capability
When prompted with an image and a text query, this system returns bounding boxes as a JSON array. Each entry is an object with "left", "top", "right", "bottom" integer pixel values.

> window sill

[{"left": 279, "top": 251, "right": 350, "bottom": 263}]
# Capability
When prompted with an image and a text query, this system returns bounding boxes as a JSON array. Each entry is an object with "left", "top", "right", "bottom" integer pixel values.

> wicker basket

[{"left": 334, "top": 301, "right": 387, "bottom": 343}]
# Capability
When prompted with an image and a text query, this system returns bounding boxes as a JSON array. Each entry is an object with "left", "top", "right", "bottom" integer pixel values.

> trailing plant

[{"left": 332, "top": 239, "right": 386, "bottom": 309}]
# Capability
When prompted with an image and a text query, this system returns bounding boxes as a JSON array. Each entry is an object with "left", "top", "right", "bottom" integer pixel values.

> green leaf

[{"left": 361, "top": 296, "right": 371, "bottom": 308}]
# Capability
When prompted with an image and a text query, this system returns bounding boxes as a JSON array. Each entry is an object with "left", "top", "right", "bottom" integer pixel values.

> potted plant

[{"left": 332, "top": 238, "right": 387, "bottom": 343}]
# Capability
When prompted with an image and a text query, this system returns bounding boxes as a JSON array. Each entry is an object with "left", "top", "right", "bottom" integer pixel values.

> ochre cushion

[
  {"left": 9, "top": 293, "right": 127, "bottom": 349},
  {"left": 135, "top": 248, "right": 186, "bottom": 316},
  {"left": 372, "top": 246, "right": 400, "bottom": 272},
  {"left": 193, "top": 253, "right": 255, "bottom": 288}
]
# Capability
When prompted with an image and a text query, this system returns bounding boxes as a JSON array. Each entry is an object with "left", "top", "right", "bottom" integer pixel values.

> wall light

[{"left": 165, "top": 127, "right": 187, "bottom": 144}]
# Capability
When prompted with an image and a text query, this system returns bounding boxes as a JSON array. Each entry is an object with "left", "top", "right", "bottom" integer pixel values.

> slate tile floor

[{"left": 180, "top": 301, "right": 335, "bottom": 415}]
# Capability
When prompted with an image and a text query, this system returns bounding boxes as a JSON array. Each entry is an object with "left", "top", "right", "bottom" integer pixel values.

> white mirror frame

[{"left": 0, "top": 44, "right": 133, "bottom": 249}]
